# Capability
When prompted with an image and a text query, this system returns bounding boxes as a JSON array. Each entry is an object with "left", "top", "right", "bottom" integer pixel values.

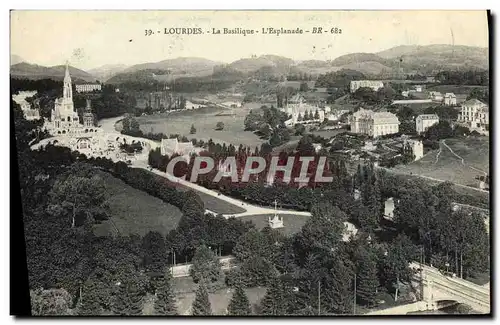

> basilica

[{"left": 45, "top": 62, "right": 100, "bottom": 136}]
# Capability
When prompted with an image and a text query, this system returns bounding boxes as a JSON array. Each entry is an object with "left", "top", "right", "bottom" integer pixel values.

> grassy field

[
  {"left": 391, "top": 137, "right": 489, "bottom": 189},
  {"left": 136, "top": 105, "right": 267, "bottom": 148},
  {"left": 170, "top": 277, "right": 267, "bottom": 315},
  {"left": 238, "top": 214, "right": 310, "bottom": 236},
  {"left": 426, "top": 84, "right": 488, "bottom": 95},
  {"left": 163, "top": 178, "right": 247, "bottom": 214},
  {"left": 93, "top": 171, "right": 183, "bottom": 237}
]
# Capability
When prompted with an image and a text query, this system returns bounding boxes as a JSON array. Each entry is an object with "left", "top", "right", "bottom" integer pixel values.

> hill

[
  {"left": 228, "top": 55, "right": 294, "bottom": 74},
  {"left": 10, "top": 62, "right": 97, "bottom": 82},
  {"left": 87, "top": 64, "right": 128, "bottom": 82},
  {"left": 339, "top": 61, "right": 394, "bottom": 76},
  {"left": 124, "top": 57, "right": 221, "bottom": 74},
  {"left": 330, "top": 52, "right": 389, "bottom": 67},
  {"left": 11, "top": 54, "right": 25, "bottom": 65},
  {"left": 376, "top": 44, "right": 488, "bottom": 70}
]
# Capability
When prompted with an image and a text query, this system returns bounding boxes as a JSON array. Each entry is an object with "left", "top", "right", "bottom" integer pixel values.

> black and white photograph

[{"left": 10, "top": 9, "right": 491, "bottom": 316}]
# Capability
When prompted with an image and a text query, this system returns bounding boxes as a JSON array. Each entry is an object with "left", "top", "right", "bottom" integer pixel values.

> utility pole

[
  {"left": 353, "top": 274, "right": 357, "bottom": 315},
  {"left": 317, "top": 279, "right": 321, "bottom": 315}
]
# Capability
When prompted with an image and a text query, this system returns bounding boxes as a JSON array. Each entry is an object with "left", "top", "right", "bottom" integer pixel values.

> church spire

[
  {"left": 63, "top": 61, "right": 73, "bottom": 102},
  {"left": 64, "top": 61, "right": 71, "bottom": 82}
]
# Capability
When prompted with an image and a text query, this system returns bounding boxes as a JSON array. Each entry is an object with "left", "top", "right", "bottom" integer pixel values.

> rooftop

[
  {"left": 462, "top": 98, "right": 487, "bottom": 106},
  {"left": 417, "top": 114, "right": 439, "bottom": 120}
]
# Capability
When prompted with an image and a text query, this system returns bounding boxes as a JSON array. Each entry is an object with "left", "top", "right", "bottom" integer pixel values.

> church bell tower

[
  {"left": 83, "top": 99, "right": 94, "bottom": 127},
  {"left": 63, "top": 61, "right": 73, "bottom": 102}
]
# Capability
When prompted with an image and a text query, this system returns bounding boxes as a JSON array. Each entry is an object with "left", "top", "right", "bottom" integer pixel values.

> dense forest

[{"left": 12, "top": 81, "right": 489, "bottom": 315}]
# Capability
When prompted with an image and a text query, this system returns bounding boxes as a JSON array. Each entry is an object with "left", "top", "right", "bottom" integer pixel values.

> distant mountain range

[
  {"left": 10, "top": 63, "right": 97, "bottom": 82},
  {"left": 11, "top": 54, "right": 25, "bottom": 65},
  {"left": 86, "top": 64, "right": 129, "bottom": 82},
  {"left": 11, "top": 44, "right": 488, "bottom": 83}
]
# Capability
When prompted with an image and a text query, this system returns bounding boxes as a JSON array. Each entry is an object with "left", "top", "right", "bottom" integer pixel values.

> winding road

[{"left": 98, "top": 116, "right": 358, "bottom": 239}]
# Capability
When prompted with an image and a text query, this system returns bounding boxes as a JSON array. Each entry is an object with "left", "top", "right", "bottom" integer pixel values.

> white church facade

[{"left": 44, "top": 63, "right": 101, "bottom": 136}]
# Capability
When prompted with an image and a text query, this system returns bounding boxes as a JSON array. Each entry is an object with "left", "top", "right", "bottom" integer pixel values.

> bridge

[{"left": 410, "top": 262, "right": 490, "bottom": 314}]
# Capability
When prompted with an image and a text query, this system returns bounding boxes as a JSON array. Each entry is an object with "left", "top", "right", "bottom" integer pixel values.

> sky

[{"left": 10, "top": 10, "right": 489, "bottom": 70}]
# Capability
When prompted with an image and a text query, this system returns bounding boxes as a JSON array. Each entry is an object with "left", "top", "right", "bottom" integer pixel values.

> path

[
  {"left": 132, "top": 159, "right": 312, "bottom": 218},
  {"left": 442, "top": 140, "right": 488, "bottom": 178},
  {"left": 100, "top": 117, "right": 359, "bottom": 236},
  {"left": 99, "top": 116, "right": 312, "bottom": 217},
  {"left": 434, "top": 144, "right": 442, "bottom": 165}
]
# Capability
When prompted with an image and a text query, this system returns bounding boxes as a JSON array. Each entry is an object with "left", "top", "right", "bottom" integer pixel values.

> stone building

[
  {"left": 349, "top": 108, "right": 400, "bottom": 138},
  {"left": 458, "top": 99, "right": 489, "bottom": 133},
  {"left": 444, "top": 93, "right": 457, "bottom": 106},
  {"left": 44, "top": 62, "right": 102, "bottom": 136},
  {"left": 83, "top": 99, "right": 95, "bottom": 127},
  {"left": 415, "top": 114, "right": 439, "bottom": 134},
  {"left": 75, "top": 83, "right": 102, "bottom": 93},
  {"left": 350, "top": 80, "right": 384, "bottom": 93}
]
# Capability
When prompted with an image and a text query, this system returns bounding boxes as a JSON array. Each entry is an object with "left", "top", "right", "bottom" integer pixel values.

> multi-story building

[
  {"left": 444, "top": 93, "right": 457, "bottom": 106},
  {"left": 75, "top": 83, "right": 102, "bottom": 93},
  {"left": 282, "top": 95, "right": 326, "bottom": 126},
  {"left": 350, "top": 80, "right": 384, "bottom": 93},
  {"left": 349, "top": 108, "right": 400, "bottom": 138},
  {"left": 415, "top": 114, "right": 439, "bottom": 134},
  {"left": 459, "top": 99, "right": 489, "bottom": 133}
]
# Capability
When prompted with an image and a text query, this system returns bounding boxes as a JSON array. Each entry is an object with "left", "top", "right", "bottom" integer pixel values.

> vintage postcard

[{"left": 10, "top": 10, "right": 490, "bottom": 316}]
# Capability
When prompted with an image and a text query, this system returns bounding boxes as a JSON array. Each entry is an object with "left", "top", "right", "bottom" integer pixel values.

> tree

[
  {"left": 382, "top": 234, "right": 417, "bottom": 301},
  {"left": 467, "top": 88, "right": 489, "bottom": 104},
  {"left": 227, "top": 286, "right": 251, "bottom": 315},
  {"left": 296, "top": 202, "right": 346, "bottom": 256},
  {"left": 356, "top": 248, "right": 379, "bottom": 307},
  {"left": 30, "top": 288, "right": 72, "bottom": 316},
  {"left": 142, "top": 231, "right": 168, "bottom": 276},
  {"left": 226, "top": 256, "right": 279, "bottom": 288},
  {"left": 294, "top": 124, "right": 306, "bottom": 136},
  {"left": 314, "top": 110, "right": 320, "bottom": 120},
  {"left": 153, "top": 274, "right": 178, "bottom": 315},
  {"left": 296, "top": 135, "right": 316, "bottom": 156},
  {"left": 190, "top": 244, "right": 224, "bottom": 284},
  {"left": 259, "top": 278, "right": 294, "bottom": 315},
  {"left": 47, "top": 170, "right": 109, "bottom": 228},
  {"left": 111, "top": 276, "right": 146, "bottom": 316},
  {"left": 299, "top": 82, "right": 310, "bottom": 92},
  {"left": 269, "top": 131, "right": 282, "bottom": 147},
  {"left": 190, "top": 124, "right": 197, "bottom": 134},
  {"left": 215, "top": 121, "right": 224, "bottom": 131},
  {"left": 396, "top": 106, "right": 415, "bottom": 121},
  {"left": 323, "top": 259, "right": 354, "bottom": 314},
  {"left": 425, "top": 121, "right": 453, "bottom": 141},
  {"left": 78, "top": 279, "right": 104, "bottom": 315},
  {"left": 192, "top": 280, "right": 212, "bottom": 315}
]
